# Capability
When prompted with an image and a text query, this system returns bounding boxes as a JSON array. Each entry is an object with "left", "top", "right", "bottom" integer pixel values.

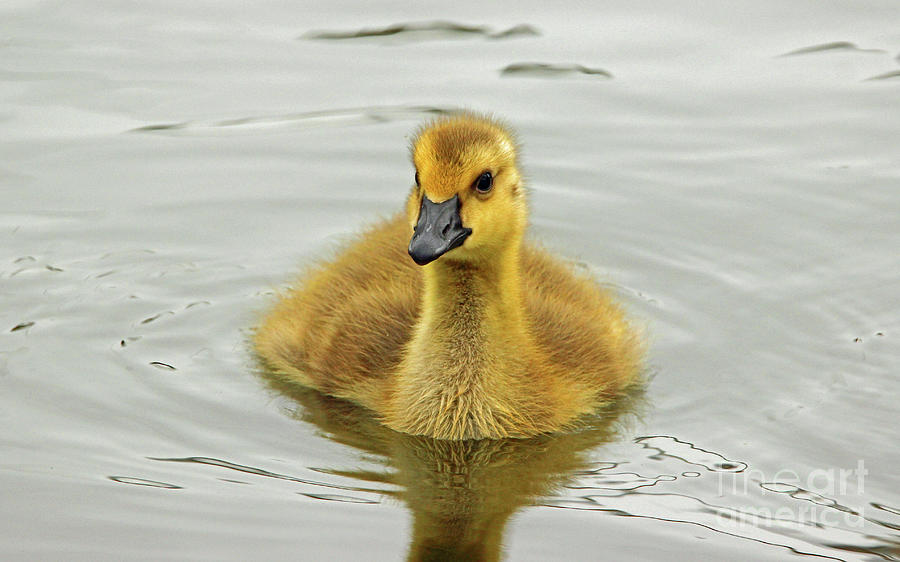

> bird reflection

[{"left": 264, "top": 375, "right": 643, "bottom": 562}]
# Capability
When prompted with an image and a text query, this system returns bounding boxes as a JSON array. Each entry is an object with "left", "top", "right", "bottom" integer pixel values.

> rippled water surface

[{"left": 2, "top": 1, "right": 899, "bottom": 560}]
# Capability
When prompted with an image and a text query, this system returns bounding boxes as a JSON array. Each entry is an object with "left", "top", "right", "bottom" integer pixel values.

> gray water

[{"left": 2, "top": 1, "right": 899, "bottom": 560}]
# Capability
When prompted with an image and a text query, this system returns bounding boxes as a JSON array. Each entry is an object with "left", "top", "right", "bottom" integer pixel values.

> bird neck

[
  {"left": 389, "top": 238, "right": 535, "bottom": 439},
  {"left": 422, "top": 243, "right": 524, "bottom": 332},
  {"left": 419, "top": 238, "right": 528, "bottom": 364}
]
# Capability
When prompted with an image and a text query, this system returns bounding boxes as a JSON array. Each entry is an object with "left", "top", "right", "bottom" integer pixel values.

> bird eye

[
  {"left": 415, "top": 171, "right": 420, "bottom": 187},
  {"left": 473, "top": 171, "right": 493, "bottom": 194}
]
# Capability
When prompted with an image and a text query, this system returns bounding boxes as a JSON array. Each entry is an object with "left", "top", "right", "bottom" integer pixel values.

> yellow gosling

[{"left": 254, "top": 113, "right": 643, "bottom": 440}]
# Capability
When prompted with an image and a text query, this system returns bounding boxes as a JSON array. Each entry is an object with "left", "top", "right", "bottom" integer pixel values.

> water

[{"left": 2, "top": 1, "right": 898, "bottom": 560}]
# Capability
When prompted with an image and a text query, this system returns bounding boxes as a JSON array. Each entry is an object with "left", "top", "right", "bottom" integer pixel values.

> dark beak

[{"left": 408, "top": 194, "right": 472, "bottom": 266}]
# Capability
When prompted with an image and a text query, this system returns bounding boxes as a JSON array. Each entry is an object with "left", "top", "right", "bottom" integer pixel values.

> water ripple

[
  {"left": 779, "top": 41, "right": 887, "bottom": 56},
  {"left": 542, "top": 493, "right": 849, "bottom": 561},
  {"left": 872, "top": 503, "right": 900, "bottom": 517},
  {"left": 759, "top": 481, "right": 859, "bottom": 514},
  {"left": 148, "top": 361, "right": 176, "bottom": 371},
  {"left": 542, "top": 436, "right": 899, "bottom": 560},
  {"left": 635, "top": 435, "right": 748, "bottom": 472},
  {"left": 130, "top": 105, "right": 452, "bottom": 135},
  {"left": 500, "top": 62, "right": 612, "bottom": 79},
  {"left": 149, "top": 456, "right": 387, "bottom": 495},
  {"left": 542, "top": 489, "right": 900, "bottom": 561},
  {"left": 302, "top": 21, "right": 538, "bottom": 42},
  {"left": 567, "top": 471, "right": 677, "bottom": 491},
  {"left": 864, "top": 70, "right": 900, "bottom": 81},
  {"left": 301, "top": 493, "right": 379, "bottom": 504},
  {"left": 108, "top": 476, "right": 182, "bottom": 489}
]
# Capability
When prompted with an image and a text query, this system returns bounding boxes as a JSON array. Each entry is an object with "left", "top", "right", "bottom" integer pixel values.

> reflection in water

[
  {"left": 148, "top": 371, "right": 900, "bottom": 560},
  {"left": 272, "top": 379, "right": 644, "bottom": 561},
  {"left": 177, "top": 375, "right": 644, "bottom": 561}
]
